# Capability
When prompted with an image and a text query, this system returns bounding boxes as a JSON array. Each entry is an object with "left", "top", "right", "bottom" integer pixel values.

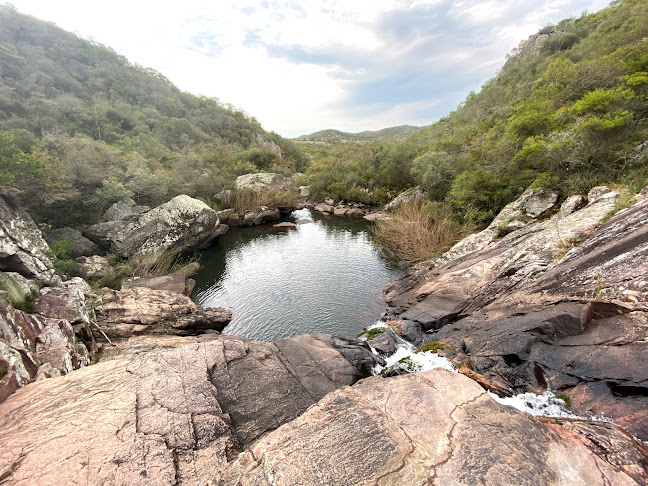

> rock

[
  {"left": 0, "top": 271, "right": 38, "bottom": 305},
  {"left": 324, "top": 198, "right": 335, "bottom": 206},
  {"left": 75, "top": 255, "right": 110, "bottom": 278},
  {"left": 346, "top": 207, "right": 365, "bottom": 217},
  {"left": 172, "top": 261, "right": 202, "bottom": 277},
  {"left": 0, "top": 295, "right": 90, "bottom": 402},
  {"left": 43, "top": 227, "right": 100, "bottom": 258},
  {"left": 557, "top": 194, "right": 585, "bottom": 217},
  {"left": 588, "top": 185, "right": 612, "bottom": 202},
  {"left": 220, "top": 370, "right": 646, "bottom": 485},
  {"left": 363, "top": 212, "right": 391, "bottom": 222},
  {"left": 298, "top": 186, "right": 311, "bottom": 198},
  {"left": 366, "top": 330, "right": 398, "bottom": 354},
  {"left": 313, "top": 203, "right": 334, "bottom": 213},
  {"left": 121, "top": 274, "right": 196, "bottom": 297},
  {"left": 85, "top": 195, "right": 220, "bottom": 264},
  {"left": 242, "top": 206, "right": 280, "bottom": 226},
  {"left": 235, "top": 173, "right": 292, "bottom": 192},
  {"left": 384, "top": 186, "right": 425, "bottom": 212},
  {"left": 384, "top": 319, "right": 424, "bottom": 343},
  {"left": 34, "top": 277, "right": 91, "bottom": 325},
  {"left": 522, "top": 189, "right": 558, "bottom": 217},
  {"left": 333, "top": 207, "right": 348, "bottom": 216},
  {"left": 0, "top": 194, "right": 57, "bottom": 282},
  {"left": 103, "top": 197, "right": 150, "bottom": 222},
  {"left": 273, "top": 222, "right": 297, "bottom": 229},
  {"left": 96, "top": 287, "right": 231, "bottom": 338},
  {"left": 0, "top": 334, "right": 379, "bottom": 485}
]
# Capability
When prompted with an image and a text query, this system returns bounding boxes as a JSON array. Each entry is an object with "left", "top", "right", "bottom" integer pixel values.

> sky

[{"left": 8, "top": 0, "right": 611, "bottom": 137}]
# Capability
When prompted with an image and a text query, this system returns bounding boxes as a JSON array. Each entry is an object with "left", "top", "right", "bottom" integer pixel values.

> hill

[
  {"left": 0, "top": 5, "right": 305, "bottom": 226},
  {"left": 303, "top": 0, "right": 648, "bottom": 222},
  {"left": 296, "top": 125, "right": 423, "bottom": 142}
]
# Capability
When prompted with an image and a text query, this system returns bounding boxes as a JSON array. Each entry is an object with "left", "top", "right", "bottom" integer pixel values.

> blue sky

[{"left": 9, "top": 0, "right": 611, "bottom": 137}]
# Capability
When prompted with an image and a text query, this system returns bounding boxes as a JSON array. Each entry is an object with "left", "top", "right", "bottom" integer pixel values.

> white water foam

[
  {"left": 291, "top": 208, "right": 313, "bottom": 221},
  {"left": 369, "top": 332, "right": 582, "bottom": 420}
]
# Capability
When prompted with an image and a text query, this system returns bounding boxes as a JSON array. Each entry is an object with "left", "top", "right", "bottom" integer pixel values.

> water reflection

[{"left": 193, "top": 211, "right": 403, "bottom": 342}]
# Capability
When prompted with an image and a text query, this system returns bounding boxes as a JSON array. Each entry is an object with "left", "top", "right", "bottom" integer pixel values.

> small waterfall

[{"left": 291, "top": 208, "right": 313, "bottom": 221}]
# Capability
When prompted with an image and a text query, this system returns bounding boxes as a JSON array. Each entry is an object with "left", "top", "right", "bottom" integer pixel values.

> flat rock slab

[
  {"left": 0, "top": 334, "right": 377, "bottom": 486},
  {"left": 220, "top": 370, "right": 646, "bottom": 485}
]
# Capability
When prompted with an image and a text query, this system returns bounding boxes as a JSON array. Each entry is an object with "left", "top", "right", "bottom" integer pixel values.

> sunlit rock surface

[{"left": 0, "top": 334, "right": 378, "bottom": 485}]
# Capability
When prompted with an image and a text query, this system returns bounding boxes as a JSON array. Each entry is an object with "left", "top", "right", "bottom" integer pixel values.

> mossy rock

[
  {"left": 416, "top": 341, "right": 456, "bottom": 354},
  {"left": 356, "top": 328, "right": 385, "bottom": 340}
]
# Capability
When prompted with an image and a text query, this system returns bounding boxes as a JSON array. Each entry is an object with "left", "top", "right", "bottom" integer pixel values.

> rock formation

[
  {"left": 84, "top": 195, "right": 220, "bottom": 264},
  {"left": 383, "top": 186, "right": 648, "bottom": 440},
  {"left": 0, "top": 194, "right": 57, "bottom": 282}
]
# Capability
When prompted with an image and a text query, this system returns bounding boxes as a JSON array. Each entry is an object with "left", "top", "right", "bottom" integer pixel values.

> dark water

[{"left": 193, "top": 210, "right": 403, "bottom": 342}]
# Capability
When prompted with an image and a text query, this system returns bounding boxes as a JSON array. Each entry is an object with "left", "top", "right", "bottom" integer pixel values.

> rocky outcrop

[
  {"left": 43, "top": 227, "right": 100, "bottom": 258},
  {"left": 384, "top": 187, "right": 648, "bottom": 439},
  {"left": 217, "top": 207, "right": 281, "bottom": 227},
  {"left": 0, "top": 194, "right": 57, "bottom": 282},
  {"left": 84, "top": 195, "right": 220, "bottom": 264},
  {"left": 384, "top": 186, "right": 425, "bottom": 212},
  {"left": 74, "top": 255, "right": 111, "bottom": 278},
  {"left": 0, "top": 293, "right": 90, "bottom": 403},
  {"left": 103, "top": 197, "right": 150, "bottom": 222},
  {"left": 121, "top": 274, "right": 196, "bottom": 297},
  {"left": 0, "top": 334, "right": 379, "bottom": 485},
  {"left": 221, "top": 370, "right": 646, "bottom": 485},
  {"left": 95, "top": 286, "right": 232, "bottom": 338},
  {"left": 235, "top": 173, "right": 292, "bottom": 192}
]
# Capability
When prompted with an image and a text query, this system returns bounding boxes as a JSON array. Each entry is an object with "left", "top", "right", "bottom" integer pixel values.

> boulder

[
  {"left": 242, "top": 206, "right": 280, "bottom": 226},
  {"left": 33, "top": 277, "right": 91, "bottom": 325},
  {"left": 121, "top": 274, "right": 196, "bottom": 297},
  {"left": 298, "top": 186, "right": 311, "bottom": 198},
  {"left": 333, "top": 207, "right": 348, "bottom": 216},
  {"left": 84, "top": 195, "right": 220, "bottom": 264},
  {"left": 220, "top": 370, "right": 646, "bottom": 485},
  {"left": 363, "top": 211, "right": 391, "bottom": 222},
  {"left": 313, "top": 203, "right": 334, "bottom": 213},
  {"left": 0, "top": 194, "right": 57, "bottom": 282},
  {"left": 95, "top": 287, "right": 232, "bottom": 338},
  {"left": 103, "top": 197, "right": 150, "bottom": 222},
  {"left": 273, "top": 222, "right": 297, "bottom": 229},
  {"left": 43, "top": 227, "right": 100, "bottom": 258},
  {"left": 235, "top": 173, "right": 292, "bottom": 192},
  {"left": 0, "top": 294, "right": 90, "bottom": 403},
  {"left": 0, "top": 271, "right": 38, "bottom": 306},
  {"left": 384, "top": 186, "right": 425, "bottom": 212},
  {"left": 0, "top": 334, "right": 379, "bottom": 485},
  {"left": 75, "top": 255, "right": 111, "bottom": 278}
]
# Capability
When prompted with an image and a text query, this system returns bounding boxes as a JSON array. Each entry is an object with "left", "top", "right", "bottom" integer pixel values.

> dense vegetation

[
  {"left": 0, "top": 5, "right": 305, "bottom": 226},
  {"left": 302, "top": 0, "right": 648, "bottom": 225}
]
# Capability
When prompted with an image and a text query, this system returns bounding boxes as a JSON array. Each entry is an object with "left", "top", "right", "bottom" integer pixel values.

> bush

[
  {"left": 373, "top": 199, "right": 474, "bottom": 263},
  {"left": 447, "top": 170, "right": 514, "bottom": 226}
]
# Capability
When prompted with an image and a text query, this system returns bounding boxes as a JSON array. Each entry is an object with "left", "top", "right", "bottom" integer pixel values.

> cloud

[{"left": 10, "top": 0, "right": 612, "bottom": 137}]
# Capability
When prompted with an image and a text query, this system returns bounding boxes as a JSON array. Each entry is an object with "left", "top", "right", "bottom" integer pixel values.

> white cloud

[{"left": 9, "top": 0, "right": 612, "bottom": 137}]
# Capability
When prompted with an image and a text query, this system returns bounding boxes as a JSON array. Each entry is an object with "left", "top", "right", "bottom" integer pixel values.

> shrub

[{"left": 373, "top": 199, "right": 474, "bottom": 263}]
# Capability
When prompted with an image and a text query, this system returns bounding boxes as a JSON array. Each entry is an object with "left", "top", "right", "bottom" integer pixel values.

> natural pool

[{"left": 193, "top": 209, "right": 403, "bottom": 342}]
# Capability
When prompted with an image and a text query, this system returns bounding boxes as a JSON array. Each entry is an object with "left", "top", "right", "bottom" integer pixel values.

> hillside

[
  {"left": 296, "top": 125, "right": 423, "bottom": 142},
  {"left": 303, "top": 0, "right": 648, "bottom": 223},
  {"left": 0, "top": 5, "right": 305, "bottom": 226}
]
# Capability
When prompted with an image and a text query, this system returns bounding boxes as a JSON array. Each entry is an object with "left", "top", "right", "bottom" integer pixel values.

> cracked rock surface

[
  {"left": 0, "top": 333, "right": 377, "bottom": 485},
  {"left": 220, "top": 369, "right": 647, "bottom": 485}
]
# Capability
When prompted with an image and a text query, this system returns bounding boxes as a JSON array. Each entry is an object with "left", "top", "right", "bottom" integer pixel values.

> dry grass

[
  {"left": 373, "top": 199, "right": 474, "bottom": 264},
  {"left": 233, "top": 189, "right": 297, "bottom": 213}
]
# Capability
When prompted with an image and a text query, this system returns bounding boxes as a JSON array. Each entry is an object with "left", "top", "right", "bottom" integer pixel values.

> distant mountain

[{"left": 296, "top": 125, "right": 424, "bottom": 142}]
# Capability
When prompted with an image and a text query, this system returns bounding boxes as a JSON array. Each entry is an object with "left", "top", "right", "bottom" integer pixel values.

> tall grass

[
  {"left": 233, "top": 189, "right": 297, "bottom": 213},
  {"left": 373, "top": 199, "right": 474, "bottom": 264}
]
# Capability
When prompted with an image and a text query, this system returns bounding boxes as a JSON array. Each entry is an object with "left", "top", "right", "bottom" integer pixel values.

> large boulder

[
  {"left": 0, "top": 334, "right": 379, "bottom": 485},
  {"left": 103, "top": 197, "right": 150, "bottom": 222},
  {"left": 121, "top": 274, "right": 196, "bottom": 297},
  {"left": 84, "top": 195, "right": 220, "bottom": 264},
  {"left": 221, "top": 370, "right": 646, "bottom": 485},
  {"left": 384, "top": 186, "right": 425, "bottom": 212},
  {"left": 0, "top": 294, "right": 90, "bottom": 403},
  {"left": 0, "top": 194, "right": 56, "bottom": 282},
  {"left": 43, "top": 227, "right": 100, "bottom": 258},
  {"left": 95, "top": 286, "right": 232, "bottom": 338},
  {"left": 235, "top": 173, "right": 292, "bottom": 192}
]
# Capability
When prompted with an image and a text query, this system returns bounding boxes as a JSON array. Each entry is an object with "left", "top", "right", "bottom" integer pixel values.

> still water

[{"left": 193, "top": 209, "right": 403, "bottom": 342}]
